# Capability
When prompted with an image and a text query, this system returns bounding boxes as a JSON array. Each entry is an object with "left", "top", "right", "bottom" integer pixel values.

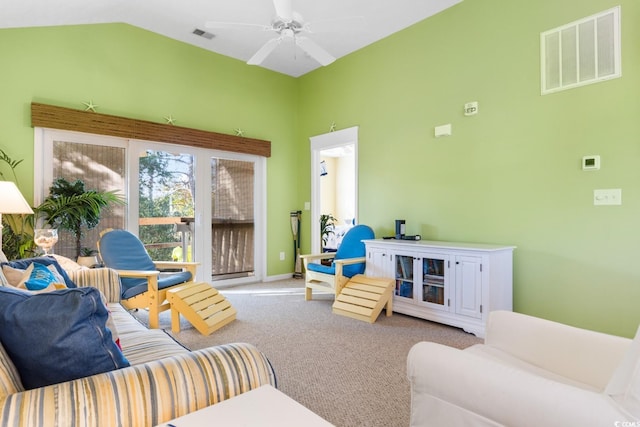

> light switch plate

[{"left": 594, "top": 189, "right": 622, "bottom": 205}]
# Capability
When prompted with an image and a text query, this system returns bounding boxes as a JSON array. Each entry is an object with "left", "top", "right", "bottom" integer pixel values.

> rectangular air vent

[
  {"left": 193, "top": 28, "right": 215, "bottom": 40},
  {"left": 540, "top": 6, "right": 620, "bottom": 95}
]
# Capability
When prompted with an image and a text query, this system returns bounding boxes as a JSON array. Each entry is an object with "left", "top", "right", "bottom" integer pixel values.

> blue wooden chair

[
  {"left": 98, "top": 229, "right": 199, "bottom": 328},
  {"left": 300, "top": 224, "right": 374, "bottom": 301}
]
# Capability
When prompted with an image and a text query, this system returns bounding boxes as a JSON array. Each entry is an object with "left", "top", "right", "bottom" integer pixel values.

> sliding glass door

[{"left": 36, "top": 129, "right": 266, "bottom": 284}]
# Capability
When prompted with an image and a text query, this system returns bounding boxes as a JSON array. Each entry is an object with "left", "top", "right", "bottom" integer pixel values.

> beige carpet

[{"left": 133, "top": 279, "right": 481, "bottom": 427}]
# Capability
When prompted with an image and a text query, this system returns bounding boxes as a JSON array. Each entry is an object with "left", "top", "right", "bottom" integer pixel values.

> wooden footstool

[
  {"left": 167, "top": 282, "right": 237, "bottom": 335},
  {"left": 332, "top": 274, "right": 394, "bottom": 323}
]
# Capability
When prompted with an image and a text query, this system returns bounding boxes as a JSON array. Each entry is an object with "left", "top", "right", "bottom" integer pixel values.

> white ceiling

[{"left": 0, "top": 0, "right": 462, "bottom": 77}]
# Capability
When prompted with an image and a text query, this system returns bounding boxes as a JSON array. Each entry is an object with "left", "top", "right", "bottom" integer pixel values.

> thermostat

[{"left": 582, "top": 155, "right": 600, "bottom": 170}]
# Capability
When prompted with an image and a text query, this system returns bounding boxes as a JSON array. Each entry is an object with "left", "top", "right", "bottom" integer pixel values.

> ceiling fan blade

[
  {"left": 247, "top": 38, "right": 281, "bottom": 65},
  {"left": 273, "top": 0, "right": 293, "bottom": 22},
  {"left": 296, "top": 37, "right": 335, "bottom": 66}
]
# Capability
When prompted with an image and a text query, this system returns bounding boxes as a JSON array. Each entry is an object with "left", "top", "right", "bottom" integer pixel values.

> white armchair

[{"left": 407, "top": 310, "right": 639, "bottom": 426}]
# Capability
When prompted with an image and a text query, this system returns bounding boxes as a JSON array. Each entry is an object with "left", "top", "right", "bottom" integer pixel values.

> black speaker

[{"left": 395, "top": 220, "right": 405, "bottom": 239}]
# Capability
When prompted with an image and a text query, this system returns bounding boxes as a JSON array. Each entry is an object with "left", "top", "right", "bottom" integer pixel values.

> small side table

[{"left": 156, "top": 385, "right": 333, "bottom": 427}]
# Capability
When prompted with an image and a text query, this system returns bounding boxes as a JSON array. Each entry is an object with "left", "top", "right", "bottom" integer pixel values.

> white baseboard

[{"left": 263, "top": 273, "right": 298, "bottom": 282}]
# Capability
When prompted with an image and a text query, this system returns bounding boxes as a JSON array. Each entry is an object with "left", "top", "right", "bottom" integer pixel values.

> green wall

[
  {"left": 0, "top": 23, "right": 300, "bottom": 277},
  {"left": 298, "top": 0, "right": 640, "bottom": 337},
  {"left": 2, "top": 0, "right": 639, "bottom": 337}
]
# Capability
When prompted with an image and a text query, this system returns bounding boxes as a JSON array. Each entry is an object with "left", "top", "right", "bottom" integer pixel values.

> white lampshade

[{"left": 0, "top": 181, "right": 34, "bottom": 214}]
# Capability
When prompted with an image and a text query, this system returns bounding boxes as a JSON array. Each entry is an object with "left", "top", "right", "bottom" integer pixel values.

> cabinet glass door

[
  {"left": 422, "top": 257, "right": 446, "bottom": 308},
  {"left": 395, "top": 254, "right": 414, "bottom": 299}
]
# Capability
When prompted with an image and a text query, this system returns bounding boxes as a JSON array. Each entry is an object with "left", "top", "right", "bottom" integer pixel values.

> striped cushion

[
  {"left": 121, "top": 329, "right": 188, "bottom": 365},
  {"left": 107, "top": 303, "right": 148, "bottom": 334},
  {"left": 0, "top": 342, "right": 23, "bottom": 398},
  {"left": 68, "top": 268, "right": 121, "bottom": 303},
  {"left": 0, "top": 343, "right": 276, "bottom": 427},
  {"left": 105, "top": 303, "right": 189, "bottom": 365}
]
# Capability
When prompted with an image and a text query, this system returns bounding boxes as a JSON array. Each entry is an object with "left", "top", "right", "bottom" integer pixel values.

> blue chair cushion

[
  {"left": 306, "top": 262, "right": 336, "bottom": 275},
  {"left": 306, "top": 225, "right": 374, "bottom": 279},
  {"left": 1, "top": 256, "right": 76, "bottom": 288},
  {"left": 0, "top": 286, "right": 129, "bottom": 389},
  {"left": 100, "top": 229, "right": 192, "bottom": 299},
  {"left": 121, "top": 271, "right": 193, "bottom": 300},
  {"left": 334, "top": 224, "right": 375, "bottom": 277},
  {"left": 99, "top": 229, "right": 156, "bottom": 271}
]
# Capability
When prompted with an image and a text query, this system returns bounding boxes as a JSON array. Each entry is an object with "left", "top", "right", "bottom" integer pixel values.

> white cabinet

[{"left": 364, "top": 239, "right": 515, "bottom": 337}]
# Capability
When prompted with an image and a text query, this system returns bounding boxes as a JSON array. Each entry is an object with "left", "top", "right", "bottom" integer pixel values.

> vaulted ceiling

[{"left": 0, "top": 0, "right": 462, "bottom": 77}]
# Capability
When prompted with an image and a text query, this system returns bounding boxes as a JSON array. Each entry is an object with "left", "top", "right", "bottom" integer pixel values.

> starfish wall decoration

[
  {"left": 165, "top": 115, "right": 176, "bottom": 125},
  {"left": 234, "top": 128, "right": 245, "bottom": 137},
  {"left": 329, "top": 122, "right": 337, "bottom": 132},
  {"left": 83, "top": 100, "right": 98, "bottom": 112}
]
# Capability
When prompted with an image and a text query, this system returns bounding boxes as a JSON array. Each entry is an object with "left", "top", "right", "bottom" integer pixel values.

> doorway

[{"left": 309, "top": 126, "right": 358, "bottom": 254}]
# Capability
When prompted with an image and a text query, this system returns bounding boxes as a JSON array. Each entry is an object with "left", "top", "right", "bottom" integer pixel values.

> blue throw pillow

[
  {"left": 0, "top": 256, "right": 77, "bottom": 288},
  {"left": 24, "top": 263, "right": 60, "bottom": 290},
  {"left": 0, "top": 286, "right": 129, "bottom": 389}
]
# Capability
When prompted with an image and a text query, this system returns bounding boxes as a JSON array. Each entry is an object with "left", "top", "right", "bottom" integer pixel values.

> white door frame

[{"left": 309, "top": 126, "right": 359, "bottom": 254}]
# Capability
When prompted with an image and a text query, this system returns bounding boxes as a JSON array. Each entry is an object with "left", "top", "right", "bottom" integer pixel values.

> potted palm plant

[
  {"left": 320, "top": 213, "right": 337, "bottom": 250},
  {"left": 37, "top": 178, "right": 124, "bottom": 259},
  {"left": 77, "top": 247, "right": 100, "bottom": 267}
]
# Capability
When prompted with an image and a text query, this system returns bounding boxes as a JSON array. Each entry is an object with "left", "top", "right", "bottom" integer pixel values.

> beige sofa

[
  {"left": 407, "top": 310, "right": 638, "bottom": 426},
  {"left": 0, "top": 267, "right": 276, "bottom": 427}
]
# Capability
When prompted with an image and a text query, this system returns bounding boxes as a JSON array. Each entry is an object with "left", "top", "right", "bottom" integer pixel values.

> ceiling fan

[{"left": 207, "top": 0, "right": 361, "bottom": 67}]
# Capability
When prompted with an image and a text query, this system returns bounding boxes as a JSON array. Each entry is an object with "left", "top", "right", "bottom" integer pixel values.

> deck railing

[
  {"left": 56, "top": 216, "right": 254, "bottom": 279},
  {"left": 140, "top": 217, "right": 254, "bottom": 278}
]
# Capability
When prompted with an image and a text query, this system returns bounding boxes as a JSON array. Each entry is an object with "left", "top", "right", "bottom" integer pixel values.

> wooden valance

[{"left": 31, "top": 102, "right": 271, "bottom": 157}]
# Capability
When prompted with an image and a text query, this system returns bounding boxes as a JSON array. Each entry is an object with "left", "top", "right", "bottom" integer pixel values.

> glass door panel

[
  {"left": 395, "top": 254, "right": 414, "bottom": 299},
  {"left": 52, "top": 140, "right": 126, "bottom": 259},
  {"left": 211, "top": 158, "right": 254, "bottom": 280},
  {"left": 138, "top": 149, "right": 195, "bottom": 261},
  {"left": 422, "top": 257, "right": 446, "bottom": 308}
]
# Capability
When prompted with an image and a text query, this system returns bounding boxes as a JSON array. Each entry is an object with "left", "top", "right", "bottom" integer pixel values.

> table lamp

[{"left": 0, "top": 181, "right": 34, "bottom": 250}]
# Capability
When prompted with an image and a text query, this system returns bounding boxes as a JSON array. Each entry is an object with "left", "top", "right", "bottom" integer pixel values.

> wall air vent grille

[{"left": 540, "top": 6, "right": 620, "bottom": 95}]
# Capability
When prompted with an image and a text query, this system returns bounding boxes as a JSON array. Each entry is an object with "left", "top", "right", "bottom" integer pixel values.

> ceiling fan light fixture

[
  {"left": 281, "top": 28, "right": 294, "bottom": 38},
  {"left": 271, "top": 12, "right": 304, "bottom": 36}
]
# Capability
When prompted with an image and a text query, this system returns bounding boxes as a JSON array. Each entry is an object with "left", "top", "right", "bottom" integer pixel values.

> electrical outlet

[{"left": 279, "top": 251, "right": 285, "bottom": 261}]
